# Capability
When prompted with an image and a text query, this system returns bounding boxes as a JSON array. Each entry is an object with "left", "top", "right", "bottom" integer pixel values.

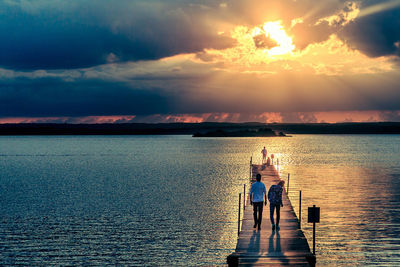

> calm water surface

[{"left": 1, "top": 135, "right": 399, "bottom": 266}]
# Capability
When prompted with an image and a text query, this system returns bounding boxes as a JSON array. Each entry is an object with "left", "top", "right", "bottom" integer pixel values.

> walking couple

[{"left": 250, "top": 173, "right": 285, "bottom": 231}]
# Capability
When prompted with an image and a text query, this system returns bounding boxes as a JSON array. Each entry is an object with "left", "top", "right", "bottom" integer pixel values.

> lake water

[{"left": 1, "top": 135, "right": 399, "bottom": 266}]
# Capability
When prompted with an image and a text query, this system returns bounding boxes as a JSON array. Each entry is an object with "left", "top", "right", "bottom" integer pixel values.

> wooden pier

[{"left": 227, "top": 164, "right": 316, "bottom": 266}]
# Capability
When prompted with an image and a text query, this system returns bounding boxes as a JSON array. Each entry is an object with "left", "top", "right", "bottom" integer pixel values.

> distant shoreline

[
  {"left": 0, "top": 122, "right": 399, "bottom": 135},
  {"left": 192, "top": 128, "right": 288, "bottom": 137}
]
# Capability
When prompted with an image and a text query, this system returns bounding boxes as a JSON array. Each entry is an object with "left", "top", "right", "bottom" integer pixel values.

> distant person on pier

[
  {"left": 268, "top": 180, "right": 285, "bottom": 231},
  {"left": 261, "top": 147, "right": 267, "bottom": 164},
  {"left": 250, "top": 173, "right": 267, "bottom": 230}
]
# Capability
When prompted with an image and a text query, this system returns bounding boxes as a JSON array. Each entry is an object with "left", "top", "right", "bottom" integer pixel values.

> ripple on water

[{"left": 0, "top": 135, "right": 400, "bottom": 265}]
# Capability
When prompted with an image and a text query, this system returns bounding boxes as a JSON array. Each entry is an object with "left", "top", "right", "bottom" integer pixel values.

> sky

[{"left": 1, "top": 0, "right": 400, "bottom": 123}]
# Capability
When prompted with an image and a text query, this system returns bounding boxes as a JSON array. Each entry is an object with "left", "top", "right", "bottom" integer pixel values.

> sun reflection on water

[{"left": 244, "top": 135, "right": 400, "bottom": 266}]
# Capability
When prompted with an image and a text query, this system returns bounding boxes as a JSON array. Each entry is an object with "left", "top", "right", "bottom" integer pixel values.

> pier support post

[
  {"left": 313, "top": 220, "right": 316, "bottom": 254},
  {"left": 249, "top": 157, "right": 252, "bottom": 179},
  {"left": 287, "top": 173, "right": 290, "bottom": 193},
  {"left": 238, "top": 193, "right": 242, "bottom": 236}
]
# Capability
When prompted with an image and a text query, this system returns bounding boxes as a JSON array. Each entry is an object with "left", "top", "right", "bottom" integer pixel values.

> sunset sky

[{"left": 1, "top": 0, "right": 400, "bottom": 123}]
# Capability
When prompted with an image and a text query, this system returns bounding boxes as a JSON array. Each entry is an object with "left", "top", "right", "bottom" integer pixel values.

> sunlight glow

[
  {"left": 201, "top": 17, "right": 394, "bottom": 75},
  {"left": 252, "top": 21, "right": 295, "bottom": 56}
]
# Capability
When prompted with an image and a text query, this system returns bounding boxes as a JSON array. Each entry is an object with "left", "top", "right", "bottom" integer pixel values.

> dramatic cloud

[
  {"left": 1, "top": 57, "right": 399, "bottom": 118},
  {"left": 1, "top": 0, "right": 400, "bottom": 70},
  {"left": 0, "top": 0, "right": 234, "bottom": 70},
  {"left": 0, "top": 0, "right": 400, "bottom": 122},
  {"left": 0, "top": 76, "right": 173, "bottom": 117},
  {"left": 339, "top": 0, "right": 400, "bottom": 58}
]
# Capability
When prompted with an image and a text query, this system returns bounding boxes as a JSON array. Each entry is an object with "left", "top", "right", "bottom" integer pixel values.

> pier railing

[
  {"left": 238, "top": 157, "right": 307, "bottom": 235},
  {"left": 238, "top": 157, "right": 313, "bottom": 238},
  {"left": 229, "top": 157, "right": 316, "bottom": 266}
]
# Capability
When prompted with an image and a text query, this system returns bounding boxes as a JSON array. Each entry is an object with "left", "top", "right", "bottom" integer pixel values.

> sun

[
  {"left": 252, "top": 21, "right": 295, "bottom": 56},
  {"left": 204, "top": 20, "right": 296, "bottom": 67}
]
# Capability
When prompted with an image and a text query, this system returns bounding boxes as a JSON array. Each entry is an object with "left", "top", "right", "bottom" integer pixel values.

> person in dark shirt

[{"left": 268, "top": 180, "right": 285, "bottom": 231}]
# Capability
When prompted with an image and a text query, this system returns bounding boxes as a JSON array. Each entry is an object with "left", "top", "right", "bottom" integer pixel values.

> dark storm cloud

[
  {"left": 1, "top": 63, "right": 400, "bottom": 118},
  {"left": 0, "top": 0, "right": 234, "bottom": 70},
  {"left": 339, "top": 0, "right": 400, "bottom": 58},
  {"left": 289, "top": 0, "right": 400, "bottom": 57},
  {"left": 0, "top": 77, "right": 172, "bottom": 117}
]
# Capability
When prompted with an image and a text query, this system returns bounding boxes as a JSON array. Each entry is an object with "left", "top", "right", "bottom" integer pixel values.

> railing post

[
  {"left": 238, "top": 193, "right": 242, "bottom": 236},
  {"left": 299, "top": 190, "right": 302, "bottom": 228},
  {"left": 243, "top": 184, "right": 246, "bottom": 210},
  {"left": 287, "top": 173, "right": 290, "bottom": 193},
  {"left": 250, "top": 156, "right": 253, "bottom": 179},
  {"left": 313, "top": 205, "right": 316, "bottom": 255},
  {"left": 308, "top": 204, "right": 320, "bottom": 256}
]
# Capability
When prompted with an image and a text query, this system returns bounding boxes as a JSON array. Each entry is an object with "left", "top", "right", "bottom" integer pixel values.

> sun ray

[{"left": 358, "top": 0, "right": 400, "bottom": 18}]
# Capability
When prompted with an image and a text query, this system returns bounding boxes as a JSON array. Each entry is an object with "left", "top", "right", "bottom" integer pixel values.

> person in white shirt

[
  {"left": 250, "top": 173, "right": 267, "bottom": 230},
  {"left": 261, "top": 147, "right": 267, "bottom": 164}
]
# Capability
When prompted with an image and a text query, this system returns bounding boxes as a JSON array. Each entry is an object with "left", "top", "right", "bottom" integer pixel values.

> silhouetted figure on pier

[
  {"left": 268, "top": 180, "right": 285, "bottom": 231},
  {"left": 261, "top": 146, "right": 267, "bottom": 164},
  {"left": 250, "top": 173, "right": 267, "bottom": 230}
]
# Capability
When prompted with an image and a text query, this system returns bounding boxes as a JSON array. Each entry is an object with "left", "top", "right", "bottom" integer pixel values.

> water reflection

[
  {"left": 259, "top": 135, "right": 400, "bottom": 266},
  {"left": 0, "top": 135, "right": 399, "bottom": 265}
]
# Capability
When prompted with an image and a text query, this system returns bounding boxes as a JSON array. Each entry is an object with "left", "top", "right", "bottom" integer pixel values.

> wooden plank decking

[{"left": 227, "top": 164, "right": 315, "bottom": 266}]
